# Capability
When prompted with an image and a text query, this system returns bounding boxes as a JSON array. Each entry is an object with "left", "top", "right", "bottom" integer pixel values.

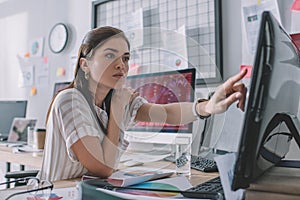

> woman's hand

[
  {"left": 202, "top": 69, "right": 248, "bottom": 115},
  {"left": 110, "top": 87, "right": 139, "bottom": 131},
  {"left": 111, "top": 87, "right": 139, "bottom": 109}
]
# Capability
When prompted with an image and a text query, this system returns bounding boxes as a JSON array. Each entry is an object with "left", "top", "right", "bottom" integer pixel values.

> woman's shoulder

[{"left": 54, "top": 88, "right": 87, "bottom": 104}]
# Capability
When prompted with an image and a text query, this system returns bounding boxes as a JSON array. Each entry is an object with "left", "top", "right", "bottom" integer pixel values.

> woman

[{"left": 39, "top": 26, "right": 247, "bottom": 181}]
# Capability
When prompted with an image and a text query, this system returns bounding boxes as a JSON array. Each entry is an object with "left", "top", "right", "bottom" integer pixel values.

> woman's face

[{"left": 85, "top": 37, "right": 130, "bottom": 90}]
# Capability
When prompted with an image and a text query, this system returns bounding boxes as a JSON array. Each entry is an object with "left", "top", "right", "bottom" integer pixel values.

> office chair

[{"left": 5, "top": 170, "right": 39, "bottom": 187}]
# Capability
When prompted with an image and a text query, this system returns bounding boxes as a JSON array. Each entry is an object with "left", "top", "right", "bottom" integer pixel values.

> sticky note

[
  {"left": 30, "top": 86, "right": 37, "bottom": 96},
  {"left": 240, "top": 65, "right": 252, "bottom": 78},
  {"left": 24, "top": 52, "right": 30, "bottom": 58},
  {"left": 43, "top": 56, "right": 48, "bottom": 64},
  {"left": 56, "top": 67, "right": 66, "bottom": 77},
  {"left": 291, "top": 0, "right": 300, "bottom": 11}
]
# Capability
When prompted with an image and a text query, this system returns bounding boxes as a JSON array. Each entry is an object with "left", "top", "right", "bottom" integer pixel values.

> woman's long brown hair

[{"left": 46, "top": 26, "right": 130, "bottom": 132}]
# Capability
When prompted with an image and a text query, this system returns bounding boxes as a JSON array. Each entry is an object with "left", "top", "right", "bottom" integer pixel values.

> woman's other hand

[{"left": 111, "top": 87, "right": 139, "bottom": 109}]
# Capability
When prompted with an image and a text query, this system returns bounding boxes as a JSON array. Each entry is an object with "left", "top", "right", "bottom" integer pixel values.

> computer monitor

[
  {"left": 124, "top": 68, "right": 195, "bottom": 147},
  {"left": 231, "top": 11, "right": 300, "bottom": 190},
  {"left": 53, "top": 81, "right": 71, "bottom": 97},
  {"left": 0, "top": 100, "right": 27, "bottom": 140}
]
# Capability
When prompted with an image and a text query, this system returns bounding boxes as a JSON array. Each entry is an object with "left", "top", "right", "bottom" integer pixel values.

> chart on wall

[{"left": 92, "top": 0, "right": 223, "bottom": 84}]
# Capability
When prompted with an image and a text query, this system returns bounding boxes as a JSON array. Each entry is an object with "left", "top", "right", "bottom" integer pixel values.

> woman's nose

[{"left": 116, "top": 57, "right": 126, "bottom": 69}]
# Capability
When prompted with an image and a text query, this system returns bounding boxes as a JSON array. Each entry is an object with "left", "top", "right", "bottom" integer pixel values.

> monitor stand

[
  {"left": 127, "top": 141, "right": 173, "bottom": 154},
  {"left": 263, "top": 113, "right": 300, "bottom": 168}
]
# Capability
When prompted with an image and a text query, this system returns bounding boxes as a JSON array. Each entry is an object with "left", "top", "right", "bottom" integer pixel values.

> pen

[{"left": 104, "top": 185, "right": 224, "bottom": 200}]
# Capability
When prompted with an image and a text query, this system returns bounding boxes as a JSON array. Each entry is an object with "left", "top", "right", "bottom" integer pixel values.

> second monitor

[{"left": 124, "top": 68, "right": 196, "bottom": 146}]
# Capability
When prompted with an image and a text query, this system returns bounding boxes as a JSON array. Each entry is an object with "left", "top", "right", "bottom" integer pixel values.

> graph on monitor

[{"left": 125, "top": 68, "right": 195, "bottom": 146}]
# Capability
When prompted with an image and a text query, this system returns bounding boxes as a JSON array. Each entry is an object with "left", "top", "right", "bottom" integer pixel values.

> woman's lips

[{"left": 113, "top": 73, "right": 125, "bottom": 79}]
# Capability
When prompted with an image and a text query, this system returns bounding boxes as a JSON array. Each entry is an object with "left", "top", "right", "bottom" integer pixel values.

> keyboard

[
  {"left": 185, "top": 176, "right": 224, "bottom": 199},
  {"left": 164, "top": 154, "right": 218, "bottom": 172},
  {"left": 191, "top": 155, "right": 218, "bottom": 172}
]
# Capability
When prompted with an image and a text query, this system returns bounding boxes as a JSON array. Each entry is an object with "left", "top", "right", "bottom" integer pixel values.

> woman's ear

[{"left": 79, "top": 58, "right": 89, "bottom": 73}]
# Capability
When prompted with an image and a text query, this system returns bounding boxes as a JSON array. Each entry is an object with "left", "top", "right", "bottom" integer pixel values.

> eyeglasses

[{"left": 0, "top": 177, "right": 53, "bottom": 200}]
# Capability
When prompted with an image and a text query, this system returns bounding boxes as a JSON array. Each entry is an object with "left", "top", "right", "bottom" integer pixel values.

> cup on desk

[
  {"left": 27, "top": 126, "right": 35, "bottom": 147},
  {"left": 175, "top": 136, "right": 191, "bottom": 176},
  {"left": 33, "top": 128, "right": 46, "bottom": 149}
]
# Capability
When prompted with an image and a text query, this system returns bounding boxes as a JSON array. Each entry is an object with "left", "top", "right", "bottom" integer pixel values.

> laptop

[{"left": 0, "top": 118, "right": 37, "bottom": 146}]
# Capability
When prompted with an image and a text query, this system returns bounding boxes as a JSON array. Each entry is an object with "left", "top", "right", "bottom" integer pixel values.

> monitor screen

[
  {"left": 231, "top": 11, "right": 300, "bottom": 190},
  {"left": 125, "top": 68, "right": 195, "bottom": 144},
  {"left": 53, "top": 81, "right": 71, "bottom": 97},
  {"left": 0, "top": 100, "right": 27, "bottom": 139}
]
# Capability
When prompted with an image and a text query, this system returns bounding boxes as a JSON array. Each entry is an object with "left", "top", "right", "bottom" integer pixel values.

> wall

[{"left": 0, "top": 0, "right": 91, "bottom": 128}]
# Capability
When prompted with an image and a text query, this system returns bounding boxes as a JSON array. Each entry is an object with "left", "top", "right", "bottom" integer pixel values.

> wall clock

[{"left": 48, "top": 23, "right": 69, "bottom": 53}]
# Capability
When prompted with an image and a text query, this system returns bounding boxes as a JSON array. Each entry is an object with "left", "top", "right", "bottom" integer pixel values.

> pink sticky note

[
  {"left": 43, "top": 56, "right": 48, "bottom": 64},
  {"left": 291, "top": 0, "right": 300, "bottom": 11},
  {"left": 240, "top": 65, "right": 252, "bottom": 78}
]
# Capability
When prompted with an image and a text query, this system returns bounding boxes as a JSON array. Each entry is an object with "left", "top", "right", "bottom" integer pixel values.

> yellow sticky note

[
  {"left": 31, "top": 86, "right": 37, "bottom": 96},
  {"left": 56, "top": 67, "right": 66, "bottom": 77}
]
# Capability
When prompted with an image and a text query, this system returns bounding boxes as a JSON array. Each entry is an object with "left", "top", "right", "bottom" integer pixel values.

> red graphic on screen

[{"left": 126, "top": 70, "right": 194, "bottom": 132}]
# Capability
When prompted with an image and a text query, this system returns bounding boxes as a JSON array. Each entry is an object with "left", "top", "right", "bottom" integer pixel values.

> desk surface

[
  {"left": 53, "top": 161, "right": 219, "bottom": 189},
  {"left": 0, "top": 146, "right": 42, "bottom": 168},
  {"left": 245, "top": 166, "right": 300, "bottom": 200},
  {"left": 0, "top": 148, "right": 219, "bottom": 199},
  {"left": 0, "top": 146, "right": 218, "bottom": 188}
]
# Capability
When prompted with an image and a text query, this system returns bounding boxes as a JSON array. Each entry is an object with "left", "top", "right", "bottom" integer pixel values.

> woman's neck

[{"left": 93, "top": 84, "right": 111, "bottom": 107}]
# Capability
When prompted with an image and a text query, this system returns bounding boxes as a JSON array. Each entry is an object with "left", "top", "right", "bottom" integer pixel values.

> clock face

[{"left": 48, "top": 23, "right": 68, "bottom": 53}]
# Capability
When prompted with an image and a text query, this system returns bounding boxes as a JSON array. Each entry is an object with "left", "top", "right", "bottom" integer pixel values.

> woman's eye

[
  {"left": 123, "top": 56, "right": 130, "bottom": 62},
  {"left": 105, "top": 53, "right": 115, "bottom": 59}
]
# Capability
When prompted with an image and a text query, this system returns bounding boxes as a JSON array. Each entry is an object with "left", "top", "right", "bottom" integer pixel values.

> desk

[
  {"left": 0, "top": 147, "right": 218, "bottom": 186},
  {"left": 52, "top": 168, "right": 218, "bottom": 189},
  {"left": 2, "top": 146, "right": 299, "bottom": 199},
  {"left": 245, "top": 166, "right": 300, "bottom": 200},
  {"left": 1, "top": 160, "right": 219, "bottom": 199},
  {"left": 0, "top": 146, "right": 42, "bottom": 168},
  {"left": 0, "top": 145, "right": 42, "bottom": 188},
  {"left": 52, "top": 168, "right": 219, "bottom": 200}
]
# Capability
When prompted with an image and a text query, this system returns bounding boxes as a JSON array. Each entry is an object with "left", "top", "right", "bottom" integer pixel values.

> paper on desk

[
  {"left": 214, "top": 153, "right": 245, "bottom": 200},
  {"left": 96, "top": 176, "right": 198, "bottom": 200},
  {"left": 12, "top": 145, "right": 43, "bottom": 153}
]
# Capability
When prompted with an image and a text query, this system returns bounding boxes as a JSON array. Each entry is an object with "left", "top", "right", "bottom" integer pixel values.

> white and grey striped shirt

[{"left": 38, "top": 88, "right": 147, "bottom": 181}]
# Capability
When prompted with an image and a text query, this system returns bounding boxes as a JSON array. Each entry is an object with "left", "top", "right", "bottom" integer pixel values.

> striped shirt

[{"left": 38, "top": 88, "right": 147, "bottom": 181}]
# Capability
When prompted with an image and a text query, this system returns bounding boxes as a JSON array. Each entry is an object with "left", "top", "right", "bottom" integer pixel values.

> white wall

[{"left": 0, "top": 0, "right": 91, "bottom": 128}]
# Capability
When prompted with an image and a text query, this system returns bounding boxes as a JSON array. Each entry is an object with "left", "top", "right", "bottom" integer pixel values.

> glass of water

[{"left": 175, "top": 136, "right": 191, "bottom": 176}]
